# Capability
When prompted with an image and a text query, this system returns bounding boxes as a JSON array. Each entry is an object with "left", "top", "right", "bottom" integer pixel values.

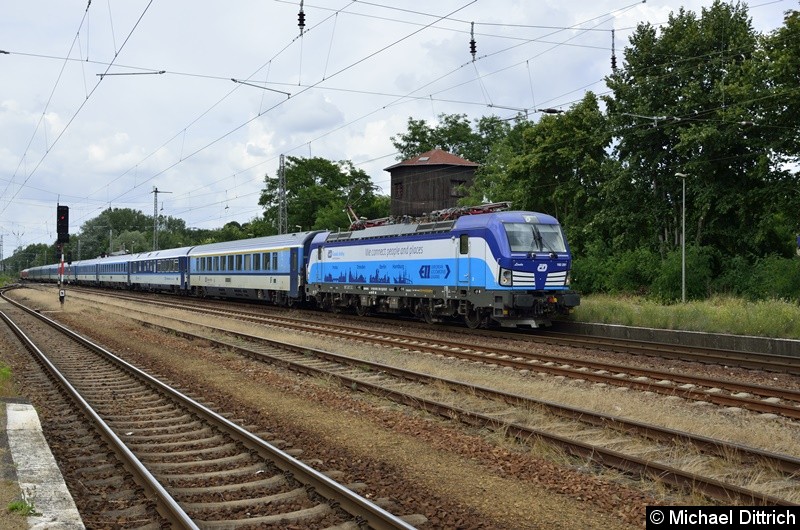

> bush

[
  {"left": 573, "top": 246, "right": 800, "bottom": 303},
  {"left": 650, "top": 245, "right": 715, "bottom": 302},
  {"left": 608, "top": 247, "right": 659, "bottom": 294},
  {"left": 750, "top": 255, "right": 800, "bottom": 301},
  {"left": 571, "top": 252, "right": 613, "bottom": 294}
]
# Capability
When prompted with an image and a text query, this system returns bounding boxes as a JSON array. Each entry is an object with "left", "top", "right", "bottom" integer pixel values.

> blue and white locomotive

[
  {"left": 22, "top": 203, "right": 579, "bottom": 328},
  {"left": 307, "top": 204, "right": 578, "bottom": 328}
]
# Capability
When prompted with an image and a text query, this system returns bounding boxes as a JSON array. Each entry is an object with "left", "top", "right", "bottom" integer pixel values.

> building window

[
  {"left": 450, "top": 180, "right": 466, "bottom": 197},
  {"left": 393, "top": 182, "right": 404, "bottom": 200}
]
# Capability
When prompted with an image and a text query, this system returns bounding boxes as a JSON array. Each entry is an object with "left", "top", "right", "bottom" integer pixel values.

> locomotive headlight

[
  {"left": 499, "top": 268, "right": 513, "bottom": 286},
  {"left": 565, "top": 271, "right": 571, "bottom": 286}
]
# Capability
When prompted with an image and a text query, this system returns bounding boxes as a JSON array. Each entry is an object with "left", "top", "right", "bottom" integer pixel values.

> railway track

[
  {"left": 1, "top": 291, "right": 421, "bottom": 529},
  {"left": 64, "top": 285, "right": 800, "bottom": 373},
  {"left": 63, "top": 287, "right": 800, "bottom": 421},
  {"left": 46, "top": 287, "right": 800, "bottom": 505}
]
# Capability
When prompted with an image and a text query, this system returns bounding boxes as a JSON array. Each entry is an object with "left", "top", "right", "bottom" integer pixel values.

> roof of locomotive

[{"left": 318, "top": 210, "right": 561, "bottom": 243}]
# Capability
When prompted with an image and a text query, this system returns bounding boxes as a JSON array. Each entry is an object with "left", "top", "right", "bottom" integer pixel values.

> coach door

[
  {"left": 179, "top": 256, "right": 188, "bottom": 290},
  {"left": 289, "top": 247, "right": 299, "bottom": 297},
  {"left": 456, "top": 234, "right": 470, "bottom": 289}
]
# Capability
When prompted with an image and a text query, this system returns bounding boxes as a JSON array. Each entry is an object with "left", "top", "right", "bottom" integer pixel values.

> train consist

[{"left": 22, "top": 203, "right": 579, "bottom": 328}]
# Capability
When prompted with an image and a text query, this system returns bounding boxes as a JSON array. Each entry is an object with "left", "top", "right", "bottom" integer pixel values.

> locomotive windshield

[{"left": 504, "top": 222, "right": 567, "bottom": 253}]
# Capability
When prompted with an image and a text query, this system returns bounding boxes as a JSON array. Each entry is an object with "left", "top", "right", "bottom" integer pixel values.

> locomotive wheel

[
  {"left": 464, "top": 304, "right": 483, "bottom": 329},
  {"left": 355, "top": 303, "right": 370, "bottom": 317},
  {"left": 421, "top": 302, "right": 435, "bottom": 325}
]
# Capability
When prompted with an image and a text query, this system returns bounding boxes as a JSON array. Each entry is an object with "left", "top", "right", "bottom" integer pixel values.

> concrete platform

[{"left": 2, "top": 400, "right": 84, "bottom": 529}]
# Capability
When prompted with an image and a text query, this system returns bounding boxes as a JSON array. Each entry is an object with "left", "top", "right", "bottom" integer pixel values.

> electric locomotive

[{"left": 306, "top": 202, "right": 579, "bottom": 328}]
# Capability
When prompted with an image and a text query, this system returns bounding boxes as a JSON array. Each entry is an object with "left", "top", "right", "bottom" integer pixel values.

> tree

[
  {"left": 258, "top": 157, "right": 388, "bottom": 231},
  {"left": 465, "top": 94, "right": 610, "bottom": 255},
  {"left": 77, "top": 208, "right": 151, "bottom": 258},
  {"left": 604, "top": 0, "right": 794, "bottom": 258},
  {"left": 390, "top": 113, "right": 509, "bottom": 164}
]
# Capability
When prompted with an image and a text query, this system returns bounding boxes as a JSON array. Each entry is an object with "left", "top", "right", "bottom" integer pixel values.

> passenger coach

[{"left": 187, "top": 232, "right": 320, "bottom": 303}]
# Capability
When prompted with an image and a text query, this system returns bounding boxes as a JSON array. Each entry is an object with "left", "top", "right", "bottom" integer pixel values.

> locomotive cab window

[
  {"left": 459, "top": 234, "right": 469, "bottom": 254},
  {"left": 504, "top": 222, "right": 567, "bottom": 253}
]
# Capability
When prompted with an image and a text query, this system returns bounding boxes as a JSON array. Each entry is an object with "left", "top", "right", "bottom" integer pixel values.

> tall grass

[
  {"left": 574, "top": 294, "right": 800, "bottom": 339},
  {"left": 0, "top": 363, "right": 13, "bottom": 397}
]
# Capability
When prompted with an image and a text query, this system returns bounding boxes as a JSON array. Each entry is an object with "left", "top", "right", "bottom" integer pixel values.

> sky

[{"left": 0, "top": 0, "right": 793, "bottom": 254}]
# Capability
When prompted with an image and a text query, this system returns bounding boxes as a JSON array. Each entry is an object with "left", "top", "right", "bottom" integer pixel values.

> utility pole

[
  {"left": 152, "top": 187, "right": 172, "bottom": 250},
  {"left": 675, "top": 173, "right": 688, "bottom": 303},
  {"left": 278, "top": 154, "right": 287, "bottom": 235}
]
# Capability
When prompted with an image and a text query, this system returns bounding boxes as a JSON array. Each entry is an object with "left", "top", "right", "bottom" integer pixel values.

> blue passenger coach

[
  {"left": 129, "top": 247, "right": 192, "bottom": 293},
  {"left": 187, "top": 232, "right": 319, "bottom": 303},
  {"left": 307, "top": 209, "right": 579, "bottom": 328}
]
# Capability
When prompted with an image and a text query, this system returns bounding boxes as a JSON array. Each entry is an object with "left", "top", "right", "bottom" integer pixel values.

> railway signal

[{"left": 57, "top": 205, "right": 69, "bottom": 244}]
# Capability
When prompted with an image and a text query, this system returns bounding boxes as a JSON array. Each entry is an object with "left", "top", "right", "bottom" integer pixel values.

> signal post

[{"left": 57, "top": 205, "right": 69, "bottom": 307}]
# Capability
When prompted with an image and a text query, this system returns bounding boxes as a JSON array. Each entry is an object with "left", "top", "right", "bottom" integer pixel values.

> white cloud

[{"left": 0, "top": 0, "right": 792, "bottom": 248}]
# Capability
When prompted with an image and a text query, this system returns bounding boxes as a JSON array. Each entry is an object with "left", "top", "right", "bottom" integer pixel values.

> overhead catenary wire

[
  {"left": 0, "top": 0, "right": 156, "bottom": 220},
  {"left": 3, "top": 0, "right": 790, "bottom": 246}
]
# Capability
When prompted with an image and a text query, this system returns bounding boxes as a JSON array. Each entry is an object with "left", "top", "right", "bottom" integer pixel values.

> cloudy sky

[{"left": 0, "top": 0, "right": 792, "bottom": 253}]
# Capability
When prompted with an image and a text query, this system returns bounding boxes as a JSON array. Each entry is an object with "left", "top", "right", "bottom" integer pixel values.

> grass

[
  {"left": 0, "top": 364, "right": 13, "bottom": 398},
  {"left": 7, "top": 500, "right": 37, "bottom": 516},
  {"left": 573, "top": 294, "right": 800, "bottom": 339}
]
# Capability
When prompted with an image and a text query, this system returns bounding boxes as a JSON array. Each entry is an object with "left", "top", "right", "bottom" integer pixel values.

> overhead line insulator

[
  {"left": 298, "top": 0, "right": 306, "bottom": 36},
  {"left": 469, "top": 21, "right": 476, "bottom": 61}
]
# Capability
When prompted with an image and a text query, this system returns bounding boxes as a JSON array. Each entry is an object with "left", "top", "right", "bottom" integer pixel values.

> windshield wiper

[{"left": 531, "top": 225, "right": 544, "bottom": 251}]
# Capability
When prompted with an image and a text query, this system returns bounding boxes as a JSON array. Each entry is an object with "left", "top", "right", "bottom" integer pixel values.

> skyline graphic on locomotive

[{"left": 21, "top": 203, "right": 579, "bottom": 328}]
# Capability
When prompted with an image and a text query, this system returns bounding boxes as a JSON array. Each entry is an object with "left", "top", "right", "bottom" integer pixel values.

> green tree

[
  {"left": 605, "top": 1, "right": 794, "bottom": 258},
  {"left": 258, "top": 157, "right": 388, "bottom": 231},
  {"left": 390, "top": 113, "right": 509, "bottom": 164},
  {"left": 77, "top": 208, "right": 151, "bottom": 258},
  {"left": 465, "top": 93, "right": 610, "bottom": 255}
]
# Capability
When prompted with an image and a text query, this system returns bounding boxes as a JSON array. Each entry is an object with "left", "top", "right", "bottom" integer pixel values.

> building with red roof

[{"left": 384, "top": 148, "right": 479, "bottom": 217}]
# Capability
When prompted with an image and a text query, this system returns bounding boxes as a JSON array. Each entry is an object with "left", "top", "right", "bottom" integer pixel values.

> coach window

[
  {"left": 220, "top": 256, "right": 226, "bottom": 271},
  {"left": 228, "top": 255, "right": 235, "bottom": 271},
  {"left": 236, "top": 255, "right": 243, "bottom": 271},
  {"left": 459, "top": 234, "right": 469, "bottom": 254},
  {"left": 253, "top": 253, "right": 260, "bottom": 270},
  {"left": 244, "top": 254, "right": 251, "bottom": 271},
  {"left": 272, "top": 253, "right": 279, "bottom": 270},
  {"left": 264, "top": 252, "right": 271, "bottom": 270},
  {"left": 214, "top": 256, "right": 220, "bottom": 271}
]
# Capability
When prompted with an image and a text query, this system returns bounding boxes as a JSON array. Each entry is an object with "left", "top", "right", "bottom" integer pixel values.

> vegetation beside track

[
  {"left": 9, "top": 276, "right": 799, "bottom": 339},
  {"left": 574, "top": 294, "right": 800, "bottom": 340}
]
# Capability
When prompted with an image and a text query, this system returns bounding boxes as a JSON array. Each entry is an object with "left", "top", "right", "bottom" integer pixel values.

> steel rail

[
  {"left": 1, "top": 292, "right": 418, "bottom": 530},
  {"left": 124, "top": 310, "right": 797, "bottom": 505},
  {"left": 0, "top": 308, "right": 198, "bottom": 529},
  {"left": 58, "top": 287, "right": 800, "bottom": 419}
]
